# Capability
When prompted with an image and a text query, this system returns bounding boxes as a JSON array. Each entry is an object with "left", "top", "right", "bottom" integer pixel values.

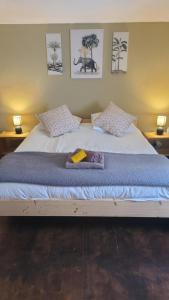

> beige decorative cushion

[
  {"left": 94, "top": 102, "right": 136, "bottom": 137},
  {"left": 39, "top": 115, "right": 81, "bottom": 130},
  {"left": 38, "top": 105, "right": 81, "bottom": 137}
]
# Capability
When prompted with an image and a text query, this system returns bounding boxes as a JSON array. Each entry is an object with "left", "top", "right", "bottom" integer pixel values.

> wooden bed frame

[
  {"left": 0, "top": 119, "right": 168, "bottom": 217},
  {"left": 0, "top": 198, "right": 169, "bottom": 217}
]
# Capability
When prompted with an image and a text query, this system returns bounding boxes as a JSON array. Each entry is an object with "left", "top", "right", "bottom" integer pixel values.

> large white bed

[{"left": 0, "top": 122, "right": 169, "bottom": 217}]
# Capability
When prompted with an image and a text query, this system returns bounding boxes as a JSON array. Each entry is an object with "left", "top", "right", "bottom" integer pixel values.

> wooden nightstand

[
  {"left": 0, "top": 131, "right": 29, "bottom": 158},
  {"left": 144, "top": 132, "right": 169, "bottom": 157}
]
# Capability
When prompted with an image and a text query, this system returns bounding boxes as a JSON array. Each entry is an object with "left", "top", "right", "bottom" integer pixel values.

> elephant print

[{"left": 71, "top": 29, "right": 104, "bottom": 79}]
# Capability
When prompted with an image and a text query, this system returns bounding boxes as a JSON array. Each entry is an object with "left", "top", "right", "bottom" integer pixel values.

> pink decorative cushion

[
  {"left": 94, "top": 102, "right": 136, "bottom": 137},
  {"left": 38, "top": 105, "right": 81, "bottom": 137}
]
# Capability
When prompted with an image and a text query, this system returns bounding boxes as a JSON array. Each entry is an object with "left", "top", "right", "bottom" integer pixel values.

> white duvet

[
  {"left": 16, "top": 123, "right": 157, "bottom": 155},
  {"left": 1, "top": 123, "right": 168, "bottom": 201}
]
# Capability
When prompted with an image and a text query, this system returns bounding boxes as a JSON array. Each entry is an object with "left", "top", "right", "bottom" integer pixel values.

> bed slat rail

[{"left": 0, "top": 199, "right": 168, "bottom": 217}]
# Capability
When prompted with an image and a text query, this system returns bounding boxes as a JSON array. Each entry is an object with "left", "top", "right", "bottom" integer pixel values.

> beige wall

[{"left": 0, "top": 23, "right": 169, "bottom": 132}]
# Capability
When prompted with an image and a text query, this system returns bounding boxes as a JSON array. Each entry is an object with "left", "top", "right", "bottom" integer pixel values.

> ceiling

[{"left": 0, "top": 0, "right": 169, "bottom": 24}]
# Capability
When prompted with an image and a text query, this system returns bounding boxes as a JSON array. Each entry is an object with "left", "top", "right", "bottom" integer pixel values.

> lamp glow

[
  {"left": 157, "top": 116, "right": 166, "bottom": 127},
  {"left": 13, "top": 115, "right": 22, "bottom": 134},
  {"left": 13, "top": 115, "right": 22, "bottom": 126},
  {"left": 156, "top": 115, "right": 167, "bottom": 135}
]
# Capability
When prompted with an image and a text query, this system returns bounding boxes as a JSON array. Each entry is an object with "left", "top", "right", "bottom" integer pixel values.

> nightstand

[
  {"left": 144, "top": 132, "right": 169, "bottom": 157},
  {"left": 0, "top": 131, "right": 29, "bottom": 158}
]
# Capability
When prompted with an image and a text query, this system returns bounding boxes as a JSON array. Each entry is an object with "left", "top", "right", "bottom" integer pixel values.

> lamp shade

[
  {"left": 157, "top": 115, "right": 166, "bottom": 127},
  {"left": 13, "top": 115, "right": 22, "bottom": 126}
]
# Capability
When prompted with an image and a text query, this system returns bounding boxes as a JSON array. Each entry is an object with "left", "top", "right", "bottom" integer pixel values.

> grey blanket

[{"left": 0, "top": 152, "right": 169, "bottom": 187}]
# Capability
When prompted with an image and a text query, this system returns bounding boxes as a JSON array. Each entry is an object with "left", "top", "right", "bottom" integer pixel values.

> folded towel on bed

[
  {"left": 70, "top": 149, "right": 87, "bottom": 163},
  {"left": 66, "top": 149, "right": 104, "bottom": 169}
]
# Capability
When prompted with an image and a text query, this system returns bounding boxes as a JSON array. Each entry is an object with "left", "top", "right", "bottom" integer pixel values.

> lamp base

[
  {"left": 15, "top": 126, "right": 22, "bottom": 134},
  {"left": 156, "top": 127, "right": 164, "bottom": 135}
]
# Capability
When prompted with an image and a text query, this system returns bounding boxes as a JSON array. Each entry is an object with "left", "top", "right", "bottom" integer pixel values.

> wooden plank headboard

[
  {"left": 82, "top": 118, "right": 138, "bottom": 127},
  {"left": 82, "top": 118, "right": 91, "bottom": 123}
]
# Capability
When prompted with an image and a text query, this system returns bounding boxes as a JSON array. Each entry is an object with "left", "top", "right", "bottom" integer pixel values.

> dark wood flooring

[{"left": 0, "top": 217, "right": 169, "bottom": 300}]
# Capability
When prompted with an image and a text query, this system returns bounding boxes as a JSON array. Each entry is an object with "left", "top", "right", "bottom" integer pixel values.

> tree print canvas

[
  {"left": 71, "top": 29, "right": 104, "bottom": 79},
  {"left": 46, "top": 33, "right": 63, "bottom": 75},
  {"left": 112, "top": 32, "right": 129, "bottom": 73}
]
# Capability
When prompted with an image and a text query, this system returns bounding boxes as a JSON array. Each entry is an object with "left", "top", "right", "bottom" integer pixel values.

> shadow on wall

[{"left": 74, "top": 100, "right": 105, "bottom": 118}]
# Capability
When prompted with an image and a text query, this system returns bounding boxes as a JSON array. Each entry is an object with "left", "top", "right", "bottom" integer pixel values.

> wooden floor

[{"left": 0, "top": 217, "right": 169, "bottom": 300}]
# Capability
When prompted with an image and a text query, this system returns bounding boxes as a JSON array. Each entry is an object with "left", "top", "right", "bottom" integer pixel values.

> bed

[{"left": 0, "top": 121, "right": 169, "bottom": 217}]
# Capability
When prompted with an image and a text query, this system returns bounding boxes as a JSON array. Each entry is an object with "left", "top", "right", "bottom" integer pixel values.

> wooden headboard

[
  {"left": 82, "top": 118, "right": 138, "bottom": 127},
  {"left": 82, "top": 118, "right": 91, "bottom": 123}
]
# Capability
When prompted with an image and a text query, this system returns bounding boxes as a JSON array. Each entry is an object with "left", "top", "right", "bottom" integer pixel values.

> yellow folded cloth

[{"left": 71, "top": 149, "right": 87, "bottom": 163}]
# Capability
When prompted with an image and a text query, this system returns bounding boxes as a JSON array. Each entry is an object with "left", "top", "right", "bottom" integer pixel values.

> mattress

[
  {"left": 16, "top": 123, "right": 157, "bottom": 155},
  {"left": 1, "top": 123, "right": 166, "bottom": 201},
  {"left": 1, "top": 183, "right": 169, "bottom": 200}
]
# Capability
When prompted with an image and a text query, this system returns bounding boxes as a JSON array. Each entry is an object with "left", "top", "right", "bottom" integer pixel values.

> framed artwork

[
  {"left": 46, "top": 33, "right": 63, "bottom": 75},
  {"left": 71, "top": 29, "right": 104, "bottom": 79},
  {"left": 112, "top": 32, "right": 129, "bottom": 73}
]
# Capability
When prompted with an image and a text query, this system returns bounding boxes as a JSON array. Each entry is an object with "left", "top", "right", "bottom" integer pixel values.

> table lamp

[
  {"left": 13, "top": 115, "right": 22, "bottom": 134},
  {"left": 156, "top": 115, "right": 166, "bottom": 135}
]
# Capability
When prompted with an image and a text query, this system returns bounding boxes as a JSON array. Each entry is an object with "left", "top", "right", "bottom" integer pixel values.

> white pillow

[
  {"left": 91, "top": 112, "right": 106, "bottom": 133},
  {"left": 38, "top": 105, "right": 81, "bottom": 137},
  {"left": 94, "top": 102, "right": 136, "bottom": 137}
]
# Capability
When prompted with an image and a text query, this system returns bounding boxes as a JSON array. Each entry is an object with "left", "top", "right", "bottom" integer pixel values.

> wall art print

[
  {"left": 46, "top": 33, "right": 63, "bottom": 75},
  {"left": 112, "top": 32, "right": 129, "bottom": 73},
  {"left": 71, "top": 29, "right": 104, "bottom": 79}
]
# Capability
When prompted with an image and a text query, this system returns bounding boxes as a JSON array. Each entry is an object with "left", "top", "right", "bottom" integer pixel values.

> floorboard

[{"left": 0, "top": 217, "right": 169, "bottom": 300}]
